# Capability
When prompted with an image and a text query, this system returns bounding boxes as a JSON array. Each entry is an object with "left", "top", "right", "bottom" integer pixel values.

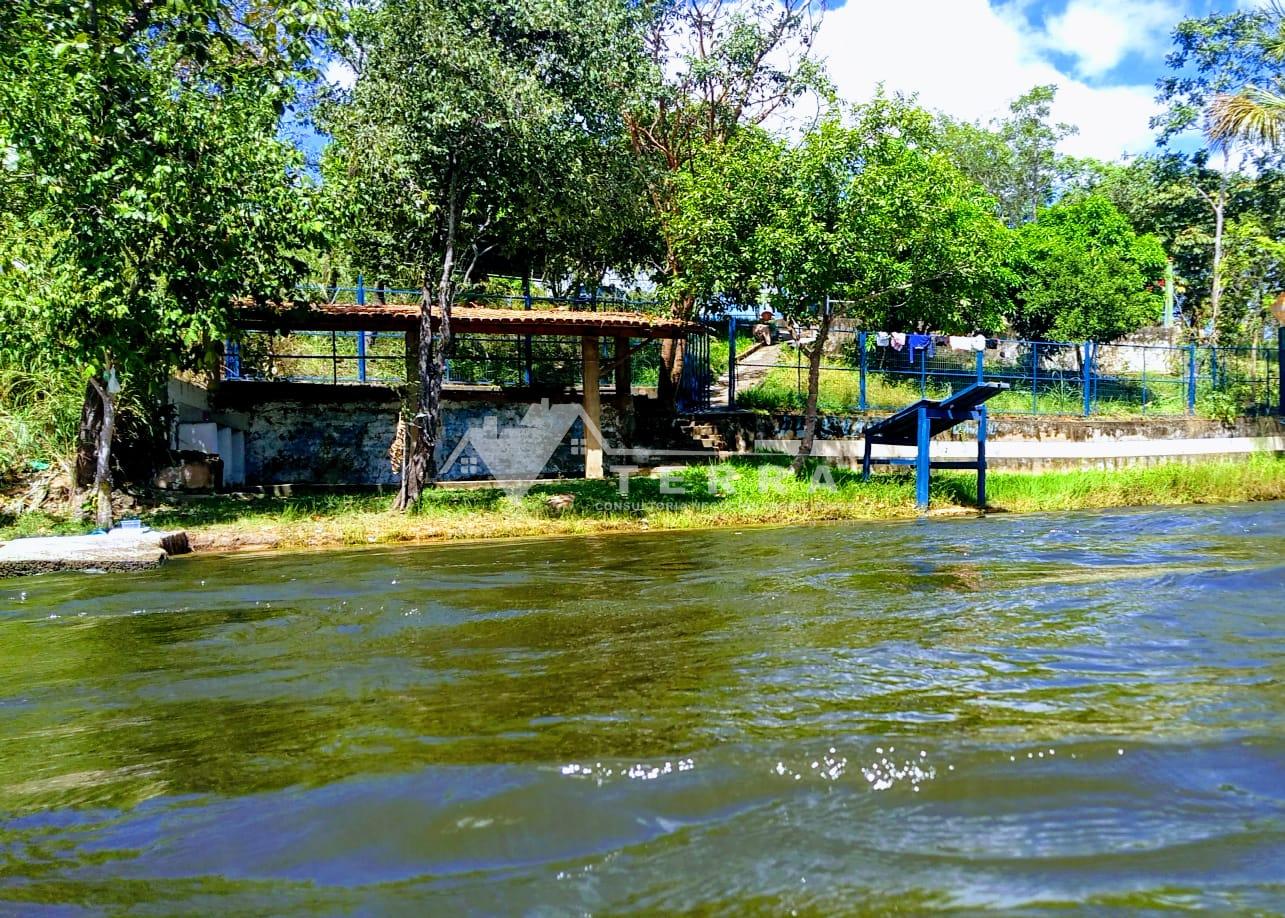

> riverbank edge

[
  {"left": 4, "top": 456, "right": 1283, "bottom": 559},
  {"left": 166, "top": 457, "right": 1285, "bottom": 554}
]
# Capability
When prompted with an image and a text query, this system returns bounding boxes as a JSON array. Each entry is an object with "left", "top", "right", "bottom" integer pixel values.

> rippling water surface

[{"left": 1, "top": 502, "right": 1283, "bottom": 912}]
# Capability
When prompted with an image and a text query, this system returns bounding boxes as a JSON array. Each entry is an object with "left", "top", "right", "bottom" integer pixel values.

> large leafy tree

[
  {"left": 672, "top": 98, "right": 1010, "bottom": 469},
  {"left": 938, "top": 85, "right": 1077, "bottom": 227},
  {"left": 1064, "top": 155, "right": 1285, "bottom": 341},
  {"left": 1154, "top": 2, "right": 1285, "bottom": 341},
  {"left": 0, "top": 0, "right": 328, "bottom": 526},
  {"left": 323, "top": 0, "right": 644, "bottom": 509},
  {"left": 1009, "top": 196, "right": 1166, "bottom": 345},
  {"left": 626, "top": 0, "right": 829, "bottom": 404}
]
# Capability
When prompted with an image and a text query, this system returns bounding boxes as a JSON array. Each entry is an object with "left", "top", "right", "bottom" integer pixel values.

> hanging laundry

[
  {"left": 875, "top": 331, "right": 891, "bottom": 347},
  {"left": 906, "top": 333, "right": 934, "bottom": 360},
  {"left": 949, "top": 334, "right": 987, "bottom": 352},
  {"left": 890, "top": 332, "right": 906, "bottom": 351}
]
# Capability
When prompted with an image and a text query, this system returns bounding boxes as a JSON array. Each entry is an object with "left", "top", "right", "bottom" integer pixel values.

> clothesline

[{"left": 872, "top": 332, "right": 989, "bottom": 355}]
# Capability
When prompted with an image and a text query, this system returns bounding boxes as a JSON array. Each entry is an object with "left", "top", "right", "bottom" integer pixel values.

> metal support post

[{"left": 916, "top": 405, "right": 930, "bottom": 510}]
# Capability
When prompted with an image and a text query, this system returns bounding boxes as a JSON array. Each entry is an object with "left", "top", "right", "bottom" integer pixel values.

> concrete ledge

[
  {"left": 0, "top": 529, "right": 191, "bottom": 579},
  {"left": 754, "top": 434, "right": 1285, "bottom": 471}
]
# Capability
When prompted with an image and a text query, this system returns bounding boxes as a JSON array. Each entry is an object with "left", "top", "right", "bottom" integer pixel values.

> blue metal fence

[
  {"left": 728, "top": 328, "right": 1282, "bottom": 419},
  {"left": 227, "top": 284, "right": 711, "bottom": 403}
]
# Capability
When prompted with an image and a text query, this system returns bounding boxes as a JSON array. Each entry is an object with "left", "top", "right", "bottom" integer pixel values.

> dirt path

[{"left": 711, "top": 342, "right": 783, "bottom": 406}]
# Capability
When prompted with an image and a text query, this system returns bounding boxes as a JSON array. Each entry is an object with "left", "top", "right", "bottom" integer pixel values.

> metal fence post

[
  {"left": 522, "top": 277, "right": 533, "bottom": 386},
  {"left": 975, "top": 349, "right": 984, "bottom": 386},
  {"left": 858, "top": 331, "right": 868, "bottom": 411},
  {"left": 919, "top": 346, "right": 927, "bottom": 399},
  {"left": 1187, "top": 344, "right": 1197, "bottom": 415},
  {"left": 1082, "top": 341, "right": 1092, "bottom": 417},
  {"left": 1141, "top": 346, "right": 1148, "bottom": 415},
  {"left": 727, "top": 317, "right": 737, "bottom": 407},
  {"left": 356, "top": 274, "right": 367, "bottom": 383},
  {"left": 1278, "top": 327, "right": 1284, "bottom": 417},
  {"left": 1031, "top": 341, "right": 1039, "bottom": 414}
]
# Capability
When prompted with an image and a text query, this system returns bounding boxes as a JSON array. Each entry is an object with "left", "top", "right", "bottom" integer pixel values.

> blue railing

[{"left": 726, "top": 325, "right": 1282, "bottom": 419}]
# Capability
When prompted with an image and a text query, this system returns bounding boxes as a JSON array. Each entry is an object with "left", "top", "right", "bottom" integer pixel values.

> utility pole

[{"left": 1163, "top": 259, "right": 1175, "bottom": 328}]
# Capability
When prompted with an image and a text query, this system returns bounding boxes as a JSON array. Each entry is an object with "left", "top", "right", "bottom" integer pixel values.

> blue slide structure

[{"left": 861, "top": 382, "right": 1010, "bottom": 510}]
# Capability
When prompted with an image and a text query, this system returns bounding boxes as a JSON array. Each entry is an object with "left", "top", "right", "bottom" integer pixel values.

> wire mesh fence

[
  {"left": 223, "top": 328, "right": 715, "bottom": 411},
  {"left": 726, "top": 324, "right": 1281, "bottom": 420}
]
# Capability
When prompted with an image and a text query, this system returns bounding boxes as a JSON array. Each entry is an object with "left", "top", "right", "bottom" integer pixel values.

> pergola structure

[{"left": 234, "top": 301, "right": 705, "bottom": 478}]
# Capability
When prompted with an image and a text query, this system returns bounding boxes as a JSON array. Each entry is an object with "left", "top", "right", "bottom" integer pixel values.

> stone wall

[
  {"left": 172, "top": 379, "right": 1282, "bottom": 486},
  {"left": 686, "top": 410, "right": 1284, "bottom": 472},
  {"left": 197, "top": 381, "right": 624, "bottom": 486}
]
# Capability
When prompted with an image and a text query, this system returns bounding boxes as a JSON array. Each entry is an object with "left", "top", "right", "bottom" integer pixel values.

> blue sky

[
  {"left": 315, "top": 0, "right": 1262, "bottom": 164},
  {"left": 812, "top": 0, "right": 1264, "bottom": 159}
]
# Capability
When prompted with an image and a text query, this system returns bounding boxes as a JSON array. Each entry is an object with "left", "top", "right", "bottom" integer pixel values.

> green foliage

[
  {"left": 0, "top": 359, "right": 81, "bottom": 484},
  {"left": 321, "top": 0, "right": 644, "bottom": 292},
  {"left": 938, "top": 85, "right": 1077, "bottom": 227},
  {"left": 624, "top": 0, "right": 829, "bottom": 316},
  {"left": 0, "top": 0, "right": 326, "bottom": 391},
  {"left": 671, "top": 97, "right": 1011, "bottom": 332},
  {"left": 1154, "top": 2, "right": 1285, "bottom": 158},
  {"left": 1218, "top": 215, "right": 1285, "bottom": 341},
  {"left": 1009, "top": 196, "right": 1166, "bottom": 343}
]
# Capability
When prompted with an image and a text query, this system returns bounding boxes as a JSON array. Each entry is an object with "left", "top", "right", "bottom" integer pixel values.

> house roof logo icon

[{"left": 439, "top": 400, "right": 606, "bottom": 497}]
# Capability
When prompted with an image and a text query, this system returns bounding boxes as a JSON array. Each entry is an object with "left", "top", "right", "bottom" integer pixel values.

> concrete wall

[
  {"left": 690, "top": 410, "right": 1284, "bottom": 472},
  {"left": 187, "top": 381, "right": 624, "bottom": 486},
  {"left": 169, "top": 380, "right": 1283, "bottom": 486}
]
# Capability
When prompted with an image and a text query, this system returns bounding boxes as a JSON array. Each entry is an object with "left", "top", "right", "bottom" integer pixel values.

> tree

[
  {"left": 626, "top": 0, "right": 829, "bottom": 404},
  {"left": 323, "top": 0, "right": 644, "bottom": 510},
  {"left": 0, "top": 0, "right": 327, "bottom": 527},
  {"left": 1155, "top": 2, "right": 1285, "bottom": 152},
  {"left": 938, "top": 85, "right": 1077, "bottom": 227},
  {"left": 671, "top": 97, "right": 1010, "bottom": 470},
  {"left": 1155, "top": 2, "right": 1285, "bottom": 341},
  {"left": 1009, "top": 196, "right": 1166, "bottom": 345},
  {"left": 1004, "top": 85, "right": 1078, "bottom": 225},
  {"left": 1218, "top": 216, "right": 1285, "bottom": 345},
  {"left": 1210, "top": 87, "right": 1285, "bottom": 150}
]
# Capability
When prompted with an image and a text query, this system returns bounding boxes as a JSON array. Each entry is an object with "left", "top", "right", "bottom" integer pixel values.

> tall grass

[
  {"left": 0, "top": 361, "right": 81, "bottom": 485},
  {"left": 8, "top": 455, "right": 1276, "bottom": 548}
]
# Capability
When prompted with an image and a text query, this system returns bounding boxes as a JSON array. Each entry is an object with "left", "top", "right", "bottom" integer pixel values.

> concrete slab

[{"left": 0, "top": 529, "right": 191, "bottom": 578}]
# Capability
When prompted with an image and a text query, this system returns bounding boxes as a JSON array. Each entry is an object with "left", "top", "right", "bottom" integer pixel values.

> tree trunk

[
  {"left": 75, "top": 382, "right": 103, "bottom": 493},
  {"left": 1206, "top": 149, "right": 1231, "bottom": 344},
  {"left": 1213, "top": 186, "right": 1223, "bottom": 344},
  {"left": 395, "top": 286, "right": 446, "bottom": 510},
  {"left": 395, "top": 204, "right": 457, "bottom": 511},
  {"left": 789, "top": 311, "right": 833, "bottom": 475},
  {"left": 656, "top": 337, "right": 686, "bottom": 408},
  {"left": 88, "top": 374, "right": 116, "bottom": 530}
]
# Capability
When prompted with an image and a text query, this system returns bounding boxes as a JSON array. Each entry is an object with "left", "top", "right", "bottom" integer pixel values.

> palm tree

[
  {"left": 1207, "top": 1, "right": 1285, "bottom": 150},
  {"left": 1208, "top": 86, "right": 1285, "bottom": 149}
]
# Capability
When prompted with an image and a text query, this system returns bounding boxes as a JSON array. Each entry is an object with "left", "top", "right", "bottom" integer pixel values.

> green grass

[
  {"left": 4, "top": 456, "right": 1281, "bottom": 553},
  {"left": 0, "top": 361, "right": 82, "bottom": 486},
  {"left": 734, "top": 348, "right": 1274, "bottom": 420}
]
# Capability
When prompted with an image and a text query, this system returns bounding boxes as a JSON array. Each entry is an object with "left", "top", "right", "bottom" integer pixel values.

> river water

[{"left": 1, "top": 503, "right": 1283, "bottom": 912}]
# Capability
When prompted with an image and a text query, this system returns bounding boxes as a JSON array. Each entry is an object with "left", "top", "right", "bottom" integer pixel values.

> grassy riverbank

[{"left": 3, "top": 456, "right": 1283, "bottom": 553}]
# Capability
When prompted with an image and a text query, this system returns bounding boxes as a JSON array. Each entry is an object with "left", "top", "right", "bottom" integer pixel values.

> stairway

[{"left": 676, "top": 418, "right": 728, "bottom": 452}]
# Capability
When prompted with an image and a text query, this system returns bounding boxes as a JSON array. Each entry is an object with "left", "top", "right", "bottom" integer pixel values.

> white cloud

[
  {"left": 812, "top": 0, "right": 1165, "bottom": 161},
  {"left": 324, "top": 58, "right": 357, "bottom": 91},
  {"left": 1042, "top": 0, "right": 1177, "bottom": 78}
]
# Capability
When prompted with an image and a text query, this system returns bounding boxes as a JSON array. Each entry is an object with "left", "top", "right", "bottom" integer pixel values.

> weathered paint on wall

[
  {"left": 173, "top": 381, "right": 1282, "bottom": 486},
  {"left": 193, "top": 382, "right": 624, "bottom": 486}
]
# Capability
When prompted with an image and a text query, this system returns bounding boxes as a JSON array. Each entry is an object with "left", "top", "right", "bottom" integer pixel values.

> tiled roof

[{"left": 237, "top": 301, "right": 702, "bottom": 338}]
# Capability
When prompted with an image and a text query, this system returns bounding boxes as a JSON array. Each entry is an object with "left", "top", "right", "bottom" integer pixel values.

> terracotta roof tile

[{"left": 237, "top": 301, "right": 702, "bottom": 338}]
